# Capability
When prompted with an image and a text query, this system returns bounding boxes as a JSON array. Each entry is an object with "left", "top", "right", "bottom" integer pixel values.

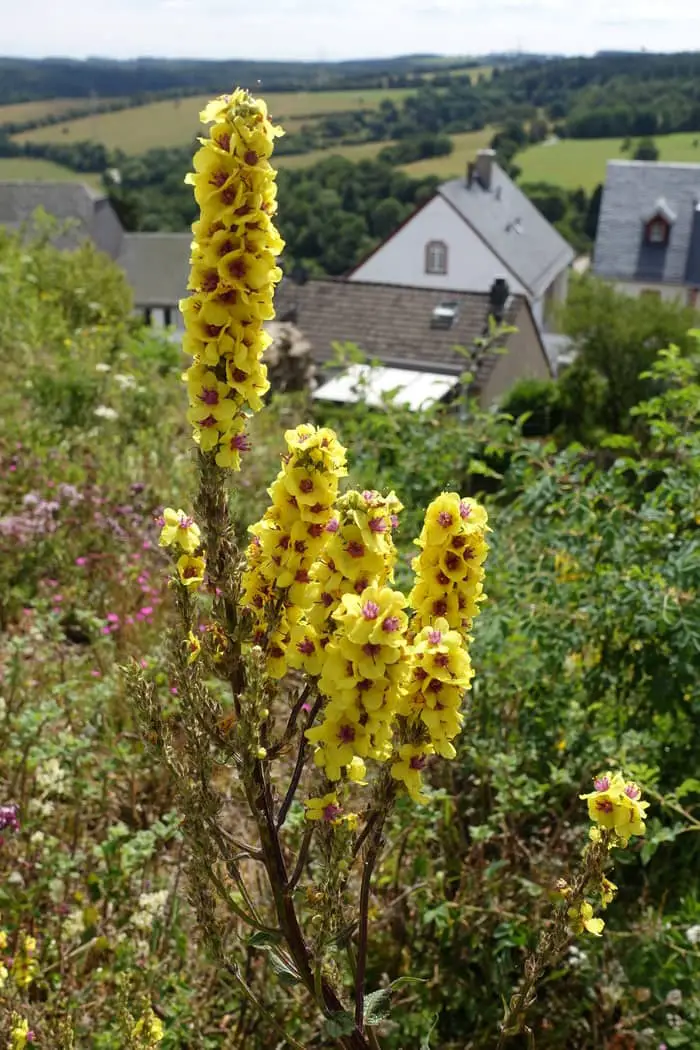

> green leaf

[
  {"left": 265, "top": 948, "right": 302, "bottom": 986},
  {"left": 247, "top": 929, "right": 284, "bottom": 949},
  {"left": 363, "top": 988, "right": 392, "bottom": 1026},
  {"left": 673, "top": 778, "right": 700, "bottom": 800},
  {"left": 420, "top": 1015, "right": 439, "bottom": 1050},
  {"left": 321, "top": 1011, "right": 355, "bottom": 1038},
  {"left": 363, "top": 977, "right": 425, "bottom": 1026}
]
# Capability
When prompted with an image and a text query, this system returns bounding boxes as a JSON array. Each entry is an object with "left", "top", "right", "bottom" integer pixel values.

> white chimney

[{"left": 475, "top": 149, "right": 496, "bottom": 190}]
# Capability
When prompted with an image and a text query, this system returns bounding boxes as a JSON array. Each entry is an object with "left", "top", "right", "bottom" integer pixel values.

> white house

[
  {"left": 348, "top": 150, "right": 575, "bottom": 331},
  {"left": 593, "top": 160, "right": 700, "bottom": 306}
]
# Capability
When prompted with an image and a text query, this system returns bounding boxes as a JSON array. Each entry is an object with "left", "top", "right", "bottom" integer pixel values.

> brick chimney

[{"left": 475, "top": 149, "right": 496, "bottom": 190}]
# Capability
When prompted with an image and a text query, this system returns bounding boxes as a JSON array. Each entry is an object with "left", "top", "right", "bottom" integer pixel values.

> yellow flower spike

[
  {"left": 181, "top": 87, "right": 284, "bottom": 469},
  {"left": 158, "top": 508, "right": 201, "bottom": 553},
  {"left": 177, "top": 554, "right": 207, "bottom": 589},
  {"left": 409, "top": 491, "right": 489, "bottom": 635}
]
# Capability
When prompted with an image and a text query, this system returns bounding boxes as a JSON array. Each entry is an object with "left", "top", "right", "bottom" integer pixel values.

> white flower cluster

[
  {"left": 131, "top": 888, "right": 170, "bottom": 932},
  {"left": 35, "top": 756, "right": 68, "bottom": 796}
]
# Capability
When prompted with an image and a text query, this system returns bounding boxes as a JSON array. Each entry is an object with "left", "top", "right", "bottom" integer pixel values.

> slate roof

[
  {"left": 117, "top": 233, "right": 192, "bottom": 307},
  {"left": 438, "top": 166, "right": 575, "bottom": 298},
  {"left": 0, "top": 180, "right": 107, "bottom": 250},
  {"left": 273, "top": 278, "right": 540, "bottom": 388},
  {"left": 593, "top": 161, "right": 700, "bottom": 286}
]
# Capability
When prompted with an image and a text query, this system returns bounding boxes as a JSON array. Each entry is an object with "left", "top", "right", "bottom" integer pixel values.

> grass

[
  {"left": 517, "top": 132, "right": 700, "bottom": 191},
  {"left": 399, "top": 127, "right": 495, "bottom": 178},
  {"left": 0, "top": 156, "right": 103, "bottom": 188},
  {"left": 13, "top": 87, "right": 416, "bottom": 154},
  {"left": 0, "top": 98, "right": 94, "bottom": 123},
  {"left": 276, "top": 139, "right": 396, "bottom": 169}
]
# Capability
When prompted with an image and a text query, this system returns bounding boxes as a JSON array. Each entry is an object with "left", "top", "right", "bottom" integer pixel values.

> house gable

[{"left": 349, "top": 194, "right": 526, "bottom": 295}]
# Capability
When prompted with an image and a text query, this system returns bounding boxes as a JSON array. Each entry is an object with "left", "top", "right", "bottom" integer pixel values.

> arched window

[{"left": 425, "top": 240, "right": 448, "bottom": 275}]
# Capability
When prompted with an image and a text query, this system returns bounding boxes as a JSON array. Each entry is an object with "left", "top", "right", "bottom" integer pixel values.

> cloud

[{"left": 1, "top": 0, "right": 697, "bottom": 60}]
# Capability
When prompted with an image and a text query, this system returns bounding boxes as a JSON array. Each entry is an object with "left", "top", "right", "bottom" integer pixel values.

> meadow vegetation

[{"left": 1, "top": 139, "right": 700, "bottom": 1048}]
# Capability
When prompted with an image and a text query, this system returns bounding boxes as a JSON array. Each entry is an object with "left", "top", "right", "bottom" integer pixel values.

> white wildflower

[
  {"left": 94, "top": 405, "right": 119, "bottom": 421},
  {"left": 114, "top": 373, "right": 137, "bottom": 389},
  {"left": 567, "top": 944, "right": 588, "bottom": 967},
  {"left": 36, "top": 757, "right": 68, "bottom": 797},
  {"left": 95, "top": 362, "right": 111, "bottom": 373},
  {"left": 665, "top": 989, "right": 683, "bottom": 1007},
  {"left": 28, "top": 798, "right": 55, "bottom": 818},
  {"left": 62, "top": 909, "right": 86, "bottom": 941},
  {"left": 131, "top": 888, "right": 169, "bottom": 932},
  {"left": 685, "top": 924, "right": 700, "bottom": 946},
  {"left": 30, "top": 831, "right": 45, "bottom": 846}
]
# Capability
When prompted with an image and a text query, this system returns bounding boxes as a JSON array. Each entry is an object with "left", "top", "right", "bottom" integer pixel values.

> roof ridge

[{"left": 295, "top": 276, "right": 526, "bottom": 300}]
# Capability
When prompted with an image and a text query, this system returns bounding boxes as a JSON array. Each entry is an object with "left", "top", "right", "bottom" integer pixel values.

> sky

[{"left": 2, "top": 0, "right": 699, "bottom": 62}]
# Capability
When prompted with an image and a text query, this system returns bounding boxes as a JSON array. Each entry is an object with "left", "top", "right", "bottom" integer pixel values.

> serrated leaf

[
  {"left": 363, "top": 987, "right": 392, "bottom": 1025},
  {"left": 321, "top": 1011, "right": 355, "bottom": 1038},
  {"left": 363, "top": 977, "right": 425, "bottom": 1026}
]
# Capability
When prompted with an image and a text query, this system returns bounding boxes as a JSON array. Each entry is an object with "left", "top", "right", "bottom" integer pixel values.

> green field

[
  {"left": 399, "top": 127, "right": 495, "bottom": 178},
  {"left": 13, "top": 87, "right": 416, "bottom": 154},
  {"left": 0, "top": 156, "right": 102, "bottom": 188},
  {"left": 276, "top": 139, "right": 396, "bottom": 170},
  {"left": 517, "top": 132, "right": 700, "bottom": 190},
  {"left": 0, "top": 98, "right": 95, "bottom": 123}
]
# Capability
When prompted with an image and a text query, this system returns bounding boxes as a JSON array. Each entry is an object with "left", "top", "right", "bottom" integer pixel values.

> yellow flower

[
  {"left": 568, "top": 901, "right": 605, "bottom": 937},
  {"left": 286, "top": 622, "right": 324, "bottom": 677},
  {"left": 600, "top": 877, "right": 617, "bottom": 907},
  {"left": 580, "top": 772, "right": 648, "bottom": 843},
  {"left": 186, "top": 631, "right": 202, "bottom": 664},
  {"left": 177, "top": 554, "right": 206, "bottom": 589},
  {"left": 8, "top": 1016, "right": 32, "bottom": 1050},
  {"left": 132, "top": 1007, "right": 165, "bottom": 1046},
  {"left": 391, "top": 743, "right": 434, "bottom": 803},
  {"left": 11, "top": 934, "right": 38, "bottom": 990},
  {"left": 333, "top": 585, "right": 408, "bottom": 647},
  {"left": 304, "top": 793, "right": 342, "bottom": 823},
  {"left": 158, "top": 508, "right": 201, "bottom": 553}
]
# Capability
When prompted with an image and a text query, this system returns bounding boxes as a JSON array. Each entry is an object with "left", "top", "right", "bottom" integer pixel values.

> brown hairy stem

[{"left": 276, "top": 693, "right": 323, "bottom": 830}]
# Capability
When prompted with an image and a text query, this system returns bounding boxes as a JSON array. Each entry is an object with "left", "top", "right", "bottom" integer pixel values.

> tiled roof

[
  {"left": 117, "top": 232, "right": 192, "bottom": 306},
  {"left": 273, "top": 278, "right": 531, "bottom": 387},
  {"left": 438, "top": 167, "right": 575, "bottom": 298},
  {"left": 593, "top": 160, "right": 700, "bottom": 285},
  {"left": 0, "top": 180, "right": 105, "bottom": 249}
]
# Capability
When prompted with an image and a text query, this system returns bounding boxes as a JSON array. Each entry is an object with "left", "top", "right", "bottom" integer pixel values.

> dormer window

[
  {"left": 643, "top": 197, "right": 676, "bottom": 247},
  {"left": 646, "top": 218, "right": 669, "bottom": 245},
  {"left": 425, "top": 240, "right": 448, "bottom": 275}
]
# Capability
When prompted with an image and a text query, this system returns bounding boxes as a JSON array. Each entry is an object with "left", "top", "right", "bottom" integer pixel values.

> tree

[
  {"left": 633, "top": 136, "right": 659, "bottom": 161},
  {"left": 559, "top": 275, "right": 698, "bottom": 434}
]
